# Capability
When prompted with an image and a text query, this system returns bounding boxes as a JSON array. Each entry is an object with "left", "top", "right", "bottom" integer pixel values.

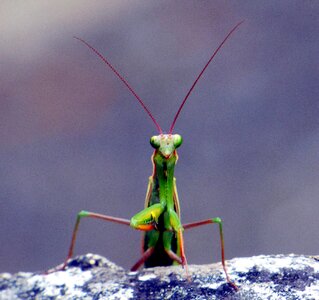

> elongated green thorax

[
  {"left": 131, "top": 134, "right": 184, "bottom": 267},
  {"left": 151, "top": 134, "right": 182, "bottom": 211}
]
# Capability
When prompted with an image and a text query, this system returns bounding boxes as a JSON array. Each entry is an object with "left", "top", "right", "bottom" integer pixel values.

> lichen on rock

[{"left": 1, "top": 253, "right": 319, "bottom": 299}]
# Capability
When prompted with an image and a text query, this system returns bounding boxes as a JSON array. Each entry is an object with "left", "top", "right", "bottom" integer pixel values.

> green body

[
  {"left": 130, "top": 134, "right": 184, "bottom": 267},
  {"left": 58, "top": 23, "right": 243, "bottom": 289}
]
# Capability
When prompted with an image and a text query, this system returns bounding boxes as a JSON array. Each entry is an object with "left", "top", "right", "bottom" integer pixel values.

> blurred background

[{"left": 1, "top": 1, "right": 319, "bottom": 273}]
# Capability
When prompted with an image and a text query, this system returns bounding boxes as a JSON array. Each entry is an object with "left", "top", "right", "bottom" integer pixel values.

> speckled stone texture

[{"left": 1, "top": 253, "right": 319, "bottom": 299}]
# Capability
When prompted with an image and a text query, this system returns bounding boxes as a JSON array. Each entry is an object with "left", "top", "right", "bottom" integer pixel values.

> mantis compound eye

[
  {"left": 150, "top": 136, "right": 160, "bottom": 149},
  {"left": 173, "top": 134, "right": 183, "bottom": 148}
]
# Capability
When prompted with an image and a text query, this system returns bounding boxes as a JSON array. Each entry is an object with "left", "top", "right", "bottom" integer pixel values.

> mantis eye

[
  {"left": 150, "top": 136, "right": 160, "bottom": 149},
  {"left": 173, "top": 134, "right": 183, "bottom": 148}
]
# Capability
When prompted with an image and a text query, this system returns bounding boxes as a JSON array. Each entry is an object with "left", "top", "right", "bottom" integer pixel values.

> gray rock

[{"left": 1, "top": 253, "right": 319, "bottom": 299}]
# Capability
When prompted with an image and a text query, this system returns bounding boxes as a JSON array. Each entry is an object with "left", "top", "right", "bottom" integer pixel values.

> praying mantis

[{"left": 55, "top": 21, "right": 244, "bottom": 290}]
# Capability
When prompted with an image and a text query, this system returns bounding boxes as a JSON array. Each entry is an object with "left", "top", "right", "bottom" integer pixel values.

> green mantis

[{"left": 57, "top": 21, "right": 244, "bottom": 289}]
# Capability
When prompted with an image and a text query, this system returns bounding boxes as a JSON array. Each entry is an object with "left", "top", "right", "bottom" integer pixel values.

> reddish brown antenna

[
  {"left": 74, "top": 36, "right": 163, "bottom": 134},
  {"left": 169, "top": 20, "right": 244, "bottom": 134}
]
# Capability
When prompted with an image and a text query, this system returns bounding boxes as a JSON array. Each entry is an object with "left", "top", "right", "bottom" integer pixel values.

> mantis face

[{"left": 150, "top": 134, "right": 183, "bottom": 159}]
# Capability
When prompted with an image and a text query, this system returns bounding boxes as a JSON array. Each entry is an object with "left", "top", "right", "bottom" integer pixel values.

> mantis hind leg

[
  {"left": 130, "top": 247, "right": 156, "bottom": 271},
  {"left": 48, "top": 210, "right": 131, "bottom": 273},
  {"left": 183, "top": 218, "right": 238, "bottom": 290},
  {"left": 164, "top": 209, "right": 189, "bottom": 278},
  {"left": 130, "top": 230, "right": 186, "bottom": 272}
]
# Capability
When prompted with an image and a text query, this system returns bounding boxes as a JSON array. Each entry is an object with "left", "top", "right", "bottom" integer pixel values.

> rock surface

[{"left": 1, "top": 253, "right": 319, "bottom": 299}]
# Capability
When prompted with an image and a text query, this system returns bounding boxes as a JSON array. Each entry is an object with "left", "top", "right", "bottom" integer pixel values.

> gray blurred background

[{"left": 1, "top": 1, "right": 319, "bottom": 273}]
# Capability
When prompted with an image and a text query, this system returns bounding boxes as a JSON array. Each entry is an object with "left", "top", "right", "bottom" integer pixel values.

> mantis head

[{"left": 150, "top": 134, "right": 183, "bottom": 158}]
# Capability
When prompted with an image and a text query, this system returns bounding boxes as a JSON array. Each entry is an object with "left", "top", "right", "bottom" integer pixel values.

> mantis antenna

[
  {"left": 74, "top": 36, "right": 163, "bottom": 134},
  {"left": 74, "top": 20, "right": 244, "bottom": 134},
  {"left": 169, "top": 20, "right": 244, "bottom": 134}
]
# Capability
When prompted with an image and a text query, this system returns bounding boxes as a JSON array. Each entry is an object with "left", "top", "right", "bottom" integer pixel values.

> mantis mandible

[{"left": 55, "top": 21, "right": 244, "bottom": 290}]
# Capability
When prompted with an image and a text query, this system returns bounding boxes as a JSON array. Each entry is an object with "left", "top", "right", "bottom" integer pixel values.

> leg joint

[
  {"left": 78, "top": 210, "right": 90, "bottom": 218},
  {"left": 212, "top": 217, "right": 222, "bottom": 224}
]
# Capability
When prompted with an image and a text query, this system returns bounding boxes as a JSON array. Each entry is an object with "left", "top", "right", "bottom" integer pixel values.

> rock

[{"left": 1, "top": 253, "right": 319, "bottom": 299}]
